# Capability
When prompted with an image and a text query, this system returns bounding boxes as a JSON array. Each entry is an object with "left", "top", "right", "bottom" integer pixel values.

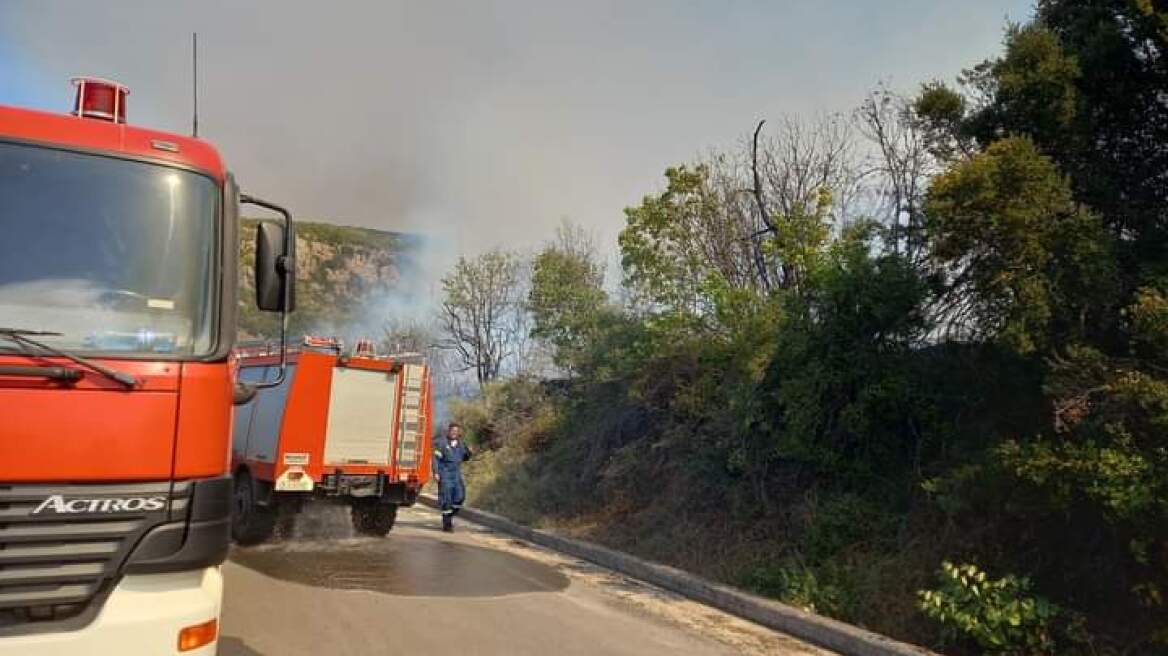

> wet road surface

[
  {"left": 219, "top": 504, "right": 832, "bottom": 656},
  {"left": 230, "top": 533, "right": 570, "bottom": 597}
]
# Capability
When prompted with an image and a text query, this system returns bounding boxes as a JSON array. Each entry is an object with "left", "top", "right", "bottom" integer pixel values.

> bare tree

[
  {"left": 380, "top": 315, "right": 473, "bottom": 402},
  {"left": 758, "top": 113, "right": 866, "bottom": 232},
  {"left": 436, "top": 249, "right": 524, "bottom": 389},
  {"left": 747, "top": 120, "right": 775, "bottom": 291},
  {"left": 856, "top": 85, "right": 936, "bottom": 259},
  {"left": 622, "top": 115, "right": 870, "bottom": 321},
  {"left": 701, "top": 113, "right": 867, "bottom": 293},
  {"left": 380, "top": 316, "right": 434, "bottom": 355},
  {"left": 705, "top": 151, "right": 777, "bottom": 292},
  {"left": 507, "top": 253, "right": 550, "bottom": 378}
]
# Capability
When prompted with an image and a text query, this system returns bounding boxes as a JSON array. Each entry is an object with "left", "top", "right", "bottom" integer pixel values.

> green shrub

[
  {"left": 449, "top": 378, "right": 557, "bottom": 452},
  {"left": 919, "top": 562, "right": 1060, "bottom": 654},
  {"left": 741, "top": 561, "right": 844, "bottom": 616},
  {"left": 801, "top": 493, "right": 895, "bottom": 563}
]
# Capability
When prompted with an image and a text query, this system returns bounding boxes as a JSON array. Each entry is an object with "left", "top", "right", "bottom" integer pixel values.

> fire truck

[
  {"left": 230, "top": 337, "right": 433, "bottom": 543},
  {"left": 0, "top": 79, "right": 295, "bottom": 654}
]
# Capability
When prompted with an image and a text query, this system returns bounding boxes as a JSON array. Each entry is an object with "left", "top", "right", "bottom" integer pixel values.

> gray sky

[{"left": 1, "top": 1, "right": 1032, "bottom": 258}]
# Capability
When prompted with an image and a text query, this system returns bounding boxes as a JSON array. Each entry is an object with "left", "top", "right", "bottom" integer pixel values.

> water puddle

[{"left": 231, "top": 505, "right": 569, "bottom": 598}]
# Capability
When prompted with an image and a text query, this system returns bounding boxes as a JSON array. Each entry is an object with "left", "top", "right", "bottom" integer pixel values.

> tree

[
  {"left": 620, "top": 115, "right": 867, "bottom": 322},
  {"left": 528, "top": 221, "right": 608, "bottom": 373},
  {"left": 380, "top": 316, "right": 433, "bottom": 355},
  {"left": 620, "top": 164, "right": 744, "bottom": 322},
  {"left": 857, "top": 85, "right": 936, "bottom": 259},
  {"left": 913, "top": 81, "right": 976, "bottom": 163},
  {"left": 924, "top": 136, "right": 1114, "bottom": 352},
  {"left": 917, "top": 6, "right": 1168, "bottom": 640},
  {"left": 381, "top": 316, "right": 471, "bottom": 399},
  {"left": 731, "top": 114, "right": 867, "bottom": 291},
  {"left": 437, "top": 249, "right": 523, "bottom": 389},
  {"left": 941, "top": 5, "right": 1168, "bottom": 290},
  {"left": 766, "top": 224, "right": 930, "bottom": 477}
]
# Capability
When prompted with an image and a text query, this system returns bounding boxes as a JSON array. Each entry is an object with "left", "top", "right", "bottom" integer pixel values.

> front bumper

[{"left": 0, "top": 566, "right": 223, "bottom": 656}]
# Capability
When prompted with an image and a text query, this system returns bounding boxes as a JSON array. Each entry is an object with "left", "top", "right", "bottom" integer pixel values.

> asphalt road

[{"left": 219, "top": 504, "right": 832, "bottom": 656}]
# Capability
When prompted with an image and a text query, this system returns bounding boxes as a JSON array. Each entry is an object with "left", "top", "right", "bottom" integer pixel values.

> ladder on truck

[{"left": 395, "top": 363, "right": 426, "bottom": 471}]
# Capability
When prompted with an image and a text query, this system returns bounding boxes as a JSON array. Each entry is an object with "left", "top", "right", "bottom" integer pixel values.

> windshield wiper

[{"left": 0, "top": 328, "right": 139, "bottom": 388}]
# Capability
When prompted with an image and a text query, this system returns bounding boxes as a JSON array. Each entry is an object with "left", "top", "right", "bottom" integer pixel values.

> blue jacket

[{"left": 432, "top": 437, "right": 472, "bottom": 478}]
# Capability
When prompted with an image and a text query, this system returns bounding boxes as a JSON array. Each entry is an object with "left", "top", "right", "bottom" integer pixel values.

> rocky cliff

[{"left": 239, "top": 219, "right": 421, "bottom": 340}]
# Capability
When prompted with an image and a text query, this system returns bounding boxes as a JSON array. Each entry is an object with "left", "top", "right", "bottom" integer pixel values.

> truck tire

[
  {"left": 232, "top": 470, "right": 276, "bottom": 545},
  {"left": 351, "top": 501, "right": 397, "bottom": 537}
]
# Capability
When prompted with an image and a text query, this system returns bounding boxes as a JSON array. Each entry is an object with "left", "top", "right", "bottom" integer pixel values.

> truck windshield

[{"left": 0, "top": 142, "right": 219, "bottom": 357}]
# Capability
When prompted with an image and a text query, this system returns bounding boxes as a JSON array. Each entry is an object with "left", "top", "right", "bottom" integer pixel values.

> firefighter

[{"left": 433, "top": 422, "right": 472, "bottom": 532}]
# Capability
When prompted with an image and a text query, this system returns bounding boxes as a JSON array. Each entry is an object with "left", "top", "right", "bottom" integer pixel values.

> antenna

[{"left": 192, "top": 32, "right": 199, "bottom": 138}]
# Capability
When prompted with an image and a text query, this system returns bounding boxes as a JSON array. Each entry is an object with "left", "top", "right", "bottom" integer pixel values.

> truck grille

[{"left": 0, "top": 482, "right": 183, "bottom": 629}]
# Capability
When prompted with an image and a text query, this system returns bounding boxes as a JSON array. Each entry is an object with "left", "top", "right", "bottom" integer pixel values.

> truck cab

[{"left": 0, "top": 78, "right": 294, "bottom": 655}]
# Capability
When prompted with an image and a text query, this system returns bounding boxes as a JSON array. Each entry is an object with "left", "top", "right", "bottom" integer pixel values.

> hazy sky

[{"left": 1, "top": 1, "right": 1033, "bottom": 258}]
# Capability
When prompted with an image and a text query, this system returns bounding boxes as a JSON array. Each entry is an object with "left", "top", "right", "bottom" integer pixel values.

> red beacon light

[{"left": 71, "top": 77, "right": 129, "bottom": 123}]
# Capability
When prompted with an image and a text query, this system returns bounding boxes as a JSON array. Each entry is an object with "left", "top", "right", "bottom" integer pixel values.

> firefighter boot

[{"left": 442, "top": 512, "right": 453, "bottom": 532}]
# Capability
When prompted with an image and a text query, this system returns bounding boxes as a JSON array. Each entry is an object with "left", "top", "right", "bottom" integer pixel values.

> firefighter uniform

[{"left": 432, "top": 437, "right": 472, "bottom": 531}]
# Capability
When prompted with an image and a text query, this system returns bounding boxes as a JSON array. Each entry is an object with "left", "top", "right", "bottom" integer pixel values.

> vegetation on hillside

[
  {"left": 238, "top": 218, "right": 416, "bottom": 340},
  {"left": 443, "top": 2, "right": 1168, "bottom": 653}
]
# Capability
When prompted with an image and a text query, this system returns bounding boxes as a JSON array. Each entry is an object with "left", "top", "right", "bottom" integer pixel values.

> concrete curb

[{"left": 418, "top": 494, "right": 934, "bottom": 656}]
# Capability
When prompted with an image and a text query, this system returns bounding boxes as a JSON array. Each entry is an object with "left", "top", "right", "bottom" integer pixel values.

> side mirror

[
  {"left": 241, "top": 193, "right": 295, "bottom": 390},
  {"left": 255, "top": 220, "right": 296, "bottom": 312}
]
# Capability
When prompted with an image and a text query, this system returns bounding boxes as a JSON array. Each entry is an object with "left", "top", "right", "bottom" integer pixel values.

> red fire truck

[
  {"left": 230, "top": 337, "right": 433, "bottom": 543},
  {"left": 0, "top": 78, "right": 295, "bottom": 654}
]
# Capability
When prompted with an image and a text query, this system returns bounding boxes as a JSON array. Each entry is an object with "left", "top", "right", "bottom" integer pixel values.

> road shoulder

[{"left": 400, "top": 505, "right": 832, "bottom": 656}]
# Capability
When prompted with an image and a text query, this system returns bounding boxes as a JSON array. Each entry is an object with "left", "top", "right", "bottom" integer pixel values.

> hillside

[
  {"left": 238, "top": 219, "right": 422, "bottom": 340},
  {"left": 441, "top": 4, "right": 1168, "bottom": 652}
]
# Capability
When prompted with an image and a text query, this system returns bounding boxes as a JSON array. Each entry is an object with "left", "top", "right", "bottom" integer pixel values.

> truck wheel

[
  {"left": 232, "top": 471, "right": 276, "bottom": 545},
  {"left": 351, "top": 501, "right": 397, "bottom": 537}
]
